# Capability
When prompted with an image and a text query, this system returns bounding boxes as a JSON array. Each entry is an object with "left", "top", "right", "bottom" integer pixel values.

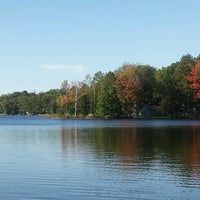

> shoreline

[{"left": 1, "top": 113, "right": 199, "bottom": 120}]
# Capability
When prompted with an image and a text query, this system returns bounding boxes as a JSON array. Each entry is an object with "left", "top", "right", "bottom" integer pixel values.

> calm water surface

[{"left": 0, "top": 116, "right": 200, "bottom": 199}]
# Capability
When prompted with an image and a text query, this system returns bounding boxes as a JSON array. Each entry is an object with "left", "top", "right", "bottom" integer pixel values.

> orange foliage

[
  {"left": 115, "top": 66, "right": 141, "bottom": 104},
  {"left": 60, "top": 95, "right": 68, "bottom": 106}
]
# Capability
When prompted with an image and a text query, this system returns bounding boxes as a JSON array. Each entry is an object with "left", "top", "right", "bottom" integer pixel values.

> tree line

[{"left": 1, "top": 53, "right": 200, "bottom": 118}]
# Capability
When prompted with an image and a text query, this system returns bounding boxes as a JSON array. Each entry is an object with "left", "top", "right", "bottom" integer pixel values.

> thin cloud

[{"left": 40, "top": 64, "right": 84, "bottom": 73}]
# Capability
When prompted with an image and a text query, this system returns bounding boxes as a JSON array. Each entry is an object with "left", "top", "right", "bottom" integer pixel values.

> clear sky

[{"left": 0, "top": 0, "right": 200, "bottom": 95}]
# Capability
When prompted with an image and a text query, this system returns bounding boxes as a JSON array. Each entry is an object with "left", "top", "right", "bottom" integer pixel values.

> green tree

[
  {"left": 97, "top": 72, "right": 122, "bottom": 117},
  {"left": 18, "top": 91, "right": 31, "bottom": 114},
  {"left": 155, "top": 65, "right": 177, "bottom": 117},
  {"left": 135, "top": 64, "right": 157, "bottom": 106},
  {"left": 91, "top": 71, "right": 105, "bottom": 115},
  {"left": 0, "top": 93, "right": 19, "bottom": 115},
  {"left": 174, "top": 54, "right": 195, "bottom": 115},
  {"left": 41, "top": 90, "right": 60, "bottom": 114},
  {"left": 83, "top": 74, "right": 95, "bottom": 114},
  {"left": 78, "top": 82, "right": 91, "bottom": 116}
]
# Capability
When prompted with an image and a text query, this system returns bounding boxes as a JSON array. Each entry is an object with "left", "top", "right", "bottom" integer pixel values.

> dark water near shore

[{"left": 0, "top": 116, "right": 200, "bottom": 199}]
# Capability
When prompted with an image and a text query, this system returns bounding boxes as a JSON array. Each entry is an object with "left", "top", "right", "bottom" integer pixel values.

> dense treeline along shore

[{"left": 1, "top": 54, "right": 200, "bottom": 119}]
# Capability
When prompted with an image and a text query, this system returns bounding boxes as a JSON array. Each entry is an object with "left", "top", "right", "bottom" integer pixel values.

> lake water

[{"left": 0, "top": 116, "right": 200, "bottom": 199}]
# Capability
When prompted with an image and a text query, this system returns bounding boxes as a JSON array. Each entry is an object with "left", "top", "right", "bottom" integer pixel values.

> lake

[{"left": 0, "top": 116, "right": 200, "bottom": 199}]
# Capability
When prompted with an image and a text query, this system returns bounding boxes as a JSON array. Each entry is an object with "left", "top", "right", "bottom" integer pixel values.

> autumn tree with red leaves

[{"left": 187, "top": 60, "right": 200, "bottom": 99}]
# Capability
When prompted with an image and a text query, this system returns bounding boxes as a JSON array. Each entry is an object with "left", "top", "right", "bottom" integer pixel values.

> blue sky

[{"left": 0, "top": 0, "right": 200, "bottom": 94}]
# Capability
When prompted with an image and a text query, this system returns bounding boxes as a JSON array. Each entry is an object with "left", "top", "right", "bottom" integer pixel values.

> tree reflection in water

[{"left": 60, "top": 126, "right": 200, "bottom": 176}]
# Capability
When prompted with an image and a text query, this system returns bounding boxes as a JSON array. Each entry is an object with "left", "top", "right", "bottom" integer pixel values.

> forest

[{"left": 1, "top": 54, "right": 200, "bottom": 118}]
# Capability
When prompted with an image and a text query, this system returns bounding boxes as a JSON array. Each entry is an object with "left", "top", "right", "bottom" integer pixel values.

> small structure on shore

[{"left": 139, "top": 106, "right": 159, "bottom": 118}]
